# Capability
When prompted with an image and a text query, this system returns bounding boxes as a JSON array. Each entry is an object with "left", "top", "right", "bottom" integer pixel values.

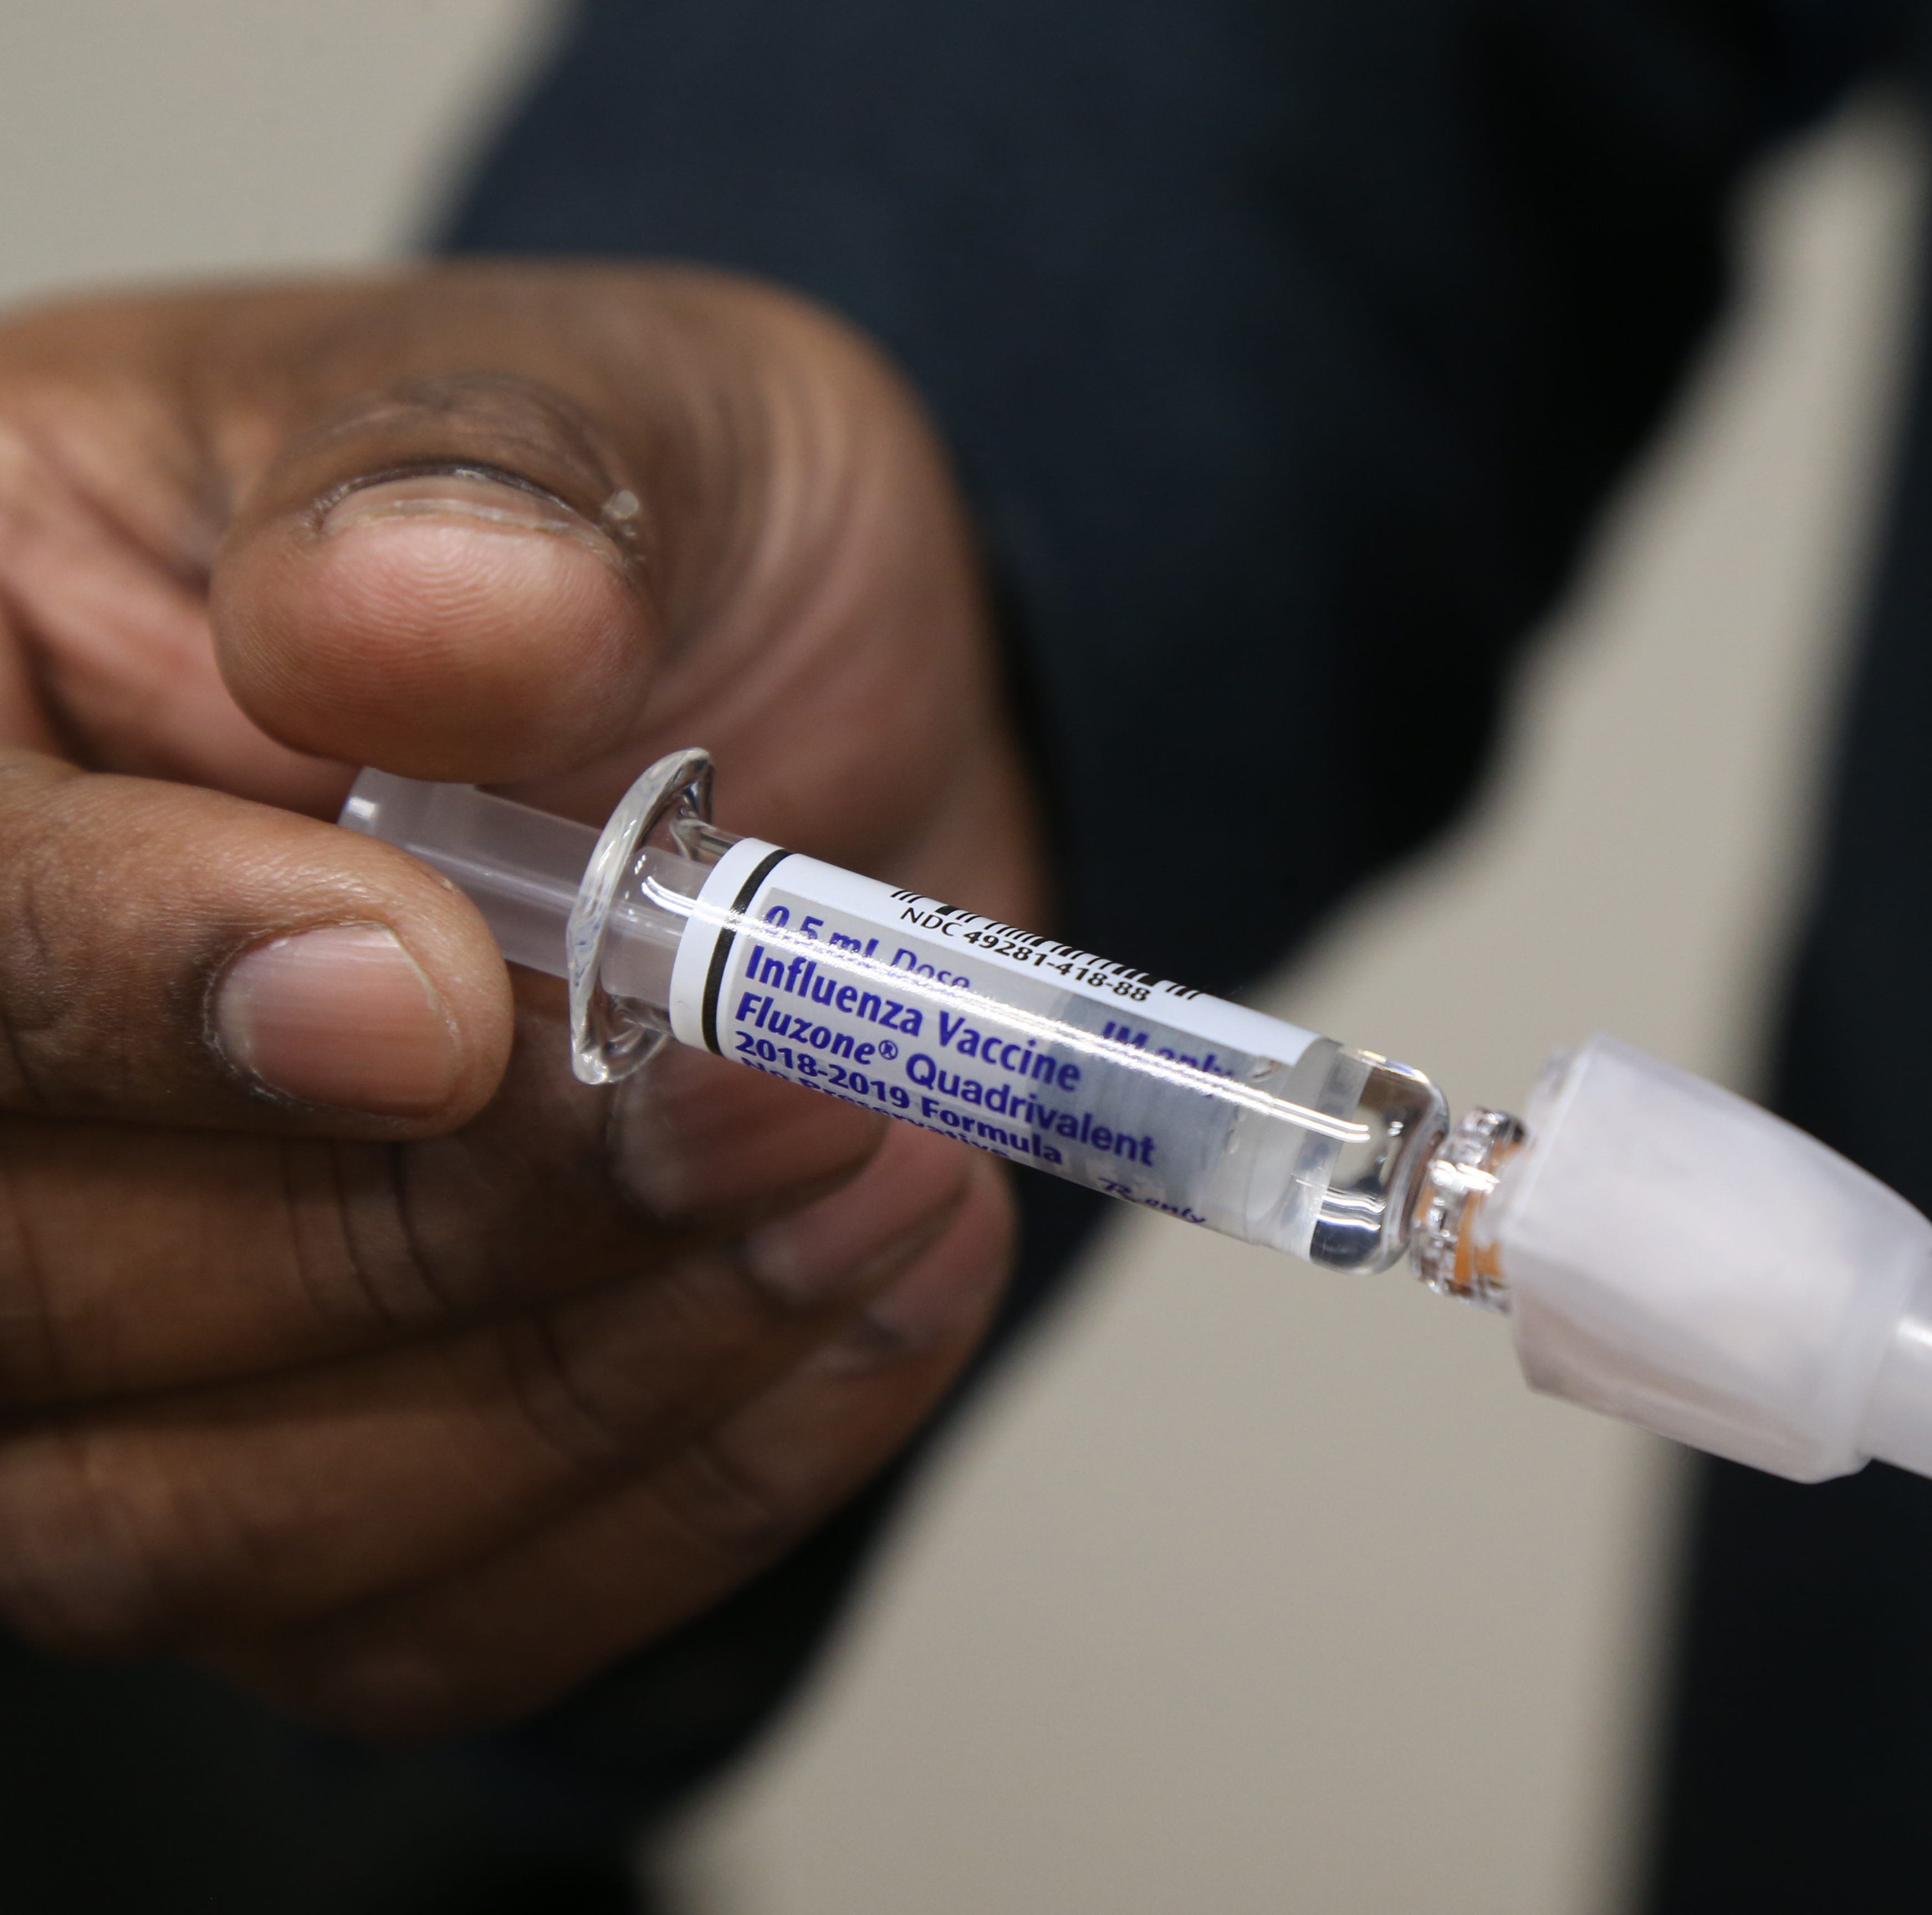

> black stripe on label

[{"left": 701, "top": 849, "right": 794, "bottom": 1054}]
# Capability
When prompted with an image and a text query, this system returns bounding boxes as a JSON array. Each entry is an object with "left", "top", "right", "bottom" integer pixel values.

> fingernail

[
  {"left": 858, "top": 1244, "right": 997, "bottom": 1351},
  {"left": 213, "top": 925, "right": 462, "bottom": 1116},
  {"left": 610, "top": 1050, "right": 880, "bottom": 1220},
  {"left": 321, "top": 471, "right": 617, "bottom": 559},
  {"left": 738, "top": 1130, "right": 968, "bottom": 1309},
  {"left": 849, "top": 1160, "right": 1011, "bottom": 1353},
  {"left": 607, "top": 1058, "right": 746, "bottom": 1218}
]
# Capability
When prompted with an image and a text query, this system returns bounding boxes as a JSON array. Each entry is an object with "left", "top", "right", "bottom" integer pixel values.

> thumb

[{"left": 211, "top": 367, "right": 662, "bottom": 785}]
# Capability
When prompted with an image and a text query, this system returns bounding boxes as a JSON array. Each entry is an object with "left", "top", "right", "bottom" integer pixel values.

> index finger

[{"left": 0, "top": 750, "right": 510, "bottom": 1134}]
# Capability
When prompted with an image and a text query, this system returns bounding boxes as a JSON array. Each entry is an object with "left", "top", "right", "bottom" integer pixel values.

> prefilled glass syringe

[
  {"left": 340, "top": 748, "right": 1932, "bottom": 1491},
  {"left": 340, "top": 749, "right": 1501, "bottom": 1291}
]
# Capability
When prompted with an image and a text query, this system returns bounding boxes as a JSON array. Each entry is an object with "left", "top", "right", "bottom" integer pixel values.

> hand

[{"left": 0, "top": 266, "right": 1041, "bottom": 1737}]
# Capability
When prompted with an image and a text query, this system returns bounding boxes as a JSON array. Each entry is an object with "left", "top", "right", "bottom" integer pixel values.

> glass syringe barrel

[{"left": 340, "top": 753, "right": 1451, "bottom": 1275}]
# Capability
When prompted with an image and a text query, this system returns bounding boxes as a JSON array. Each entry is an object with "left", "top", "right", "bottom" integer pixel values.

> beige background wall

[{"left": 0, "top": 8, "right": 1919, "bottom": 1911}]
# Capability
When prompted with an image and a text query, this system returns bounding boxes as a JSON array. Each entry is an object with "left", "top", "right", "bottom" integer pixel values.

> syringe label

[
  {"left": 729, "top": 856, "right": 1319, "bottom": 1064},
  {"left": 697, "top": 846, "right": 791, "bottom": 1053},
  {"left": 666, "top": 849, "right": 1331, "bottom": 1241}
]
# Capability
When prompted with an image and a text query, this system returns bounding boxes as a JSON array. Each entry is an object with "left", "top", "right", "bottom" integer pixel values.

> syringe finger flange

[{"left": 566, "top": 747, "right": 716, "bottom": 1085}]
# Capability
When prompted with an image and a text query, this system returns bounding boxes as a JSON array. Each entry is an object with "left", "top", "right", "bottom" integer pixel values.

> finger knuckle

[
  {"left": 284, "top": 1138, "right": 457, "bottom": 1333},
  {"left": 0, "top": 775, "right": 203, "bottom": 1120},
  {"left": 283, "top": 1135, "right": 546, "bottom": 1342}
]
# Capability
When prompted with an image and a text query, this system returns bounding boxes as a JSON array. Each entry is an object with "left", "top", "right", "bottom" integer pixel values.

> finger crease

[
  {"left": 0, "top": 1137, "right": 63, "bottom": 1400},
  {"left": 650, "top": 1428, "right": 791, "bottom": 1563},
  {"left": 0, "top": 844, "right": 67, "bottom": 1114},
  {"left": 377, "top": 1140, "right": 456, "bottom": 1322},
  {"left": 500, "top": 1308, "right": 637, "bottom": 1478}
]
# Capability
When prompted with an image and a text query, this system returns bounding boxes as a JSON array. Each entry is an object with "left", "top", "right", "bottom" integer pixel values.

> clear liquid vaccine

[{"left": 341, "top": 750, "right": 1470, "bottom": 1278}]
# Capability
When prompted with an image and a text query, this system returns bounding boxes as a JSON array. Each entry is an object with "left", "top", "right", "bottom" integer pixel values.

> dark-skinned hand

[{"left": 0, "top": 265, "right": 1042, "bottom": 1739}]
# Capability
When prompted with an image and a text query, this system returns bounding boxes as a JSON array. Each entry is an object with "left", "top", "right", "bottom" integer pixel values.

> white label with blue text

[{"left": 666, "top": 845, "right": 1326, "bottom": 1224}]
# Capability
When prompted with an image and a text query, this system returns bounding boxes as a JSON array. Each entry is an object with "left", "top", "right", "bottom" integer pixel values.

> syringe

[
  {"left": 341, "top": 749, "right": 1503, "bottom": 1290},
  {"left": 341, "top": 750, "right": 1932, "bottom": 1489}
]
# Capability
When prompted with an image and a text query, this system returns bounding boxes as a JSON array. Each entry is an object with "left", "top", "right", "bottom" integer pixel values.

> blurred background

[{"left": 0, "top": 5, "right": 1921, "bottom": 1911}]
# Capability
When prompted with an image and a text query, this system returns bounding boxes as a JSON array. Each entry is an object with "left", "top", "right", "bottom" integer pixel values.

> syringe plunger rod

[{"left": 339, "top": 771, "right": 590, "bottom": 979}]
